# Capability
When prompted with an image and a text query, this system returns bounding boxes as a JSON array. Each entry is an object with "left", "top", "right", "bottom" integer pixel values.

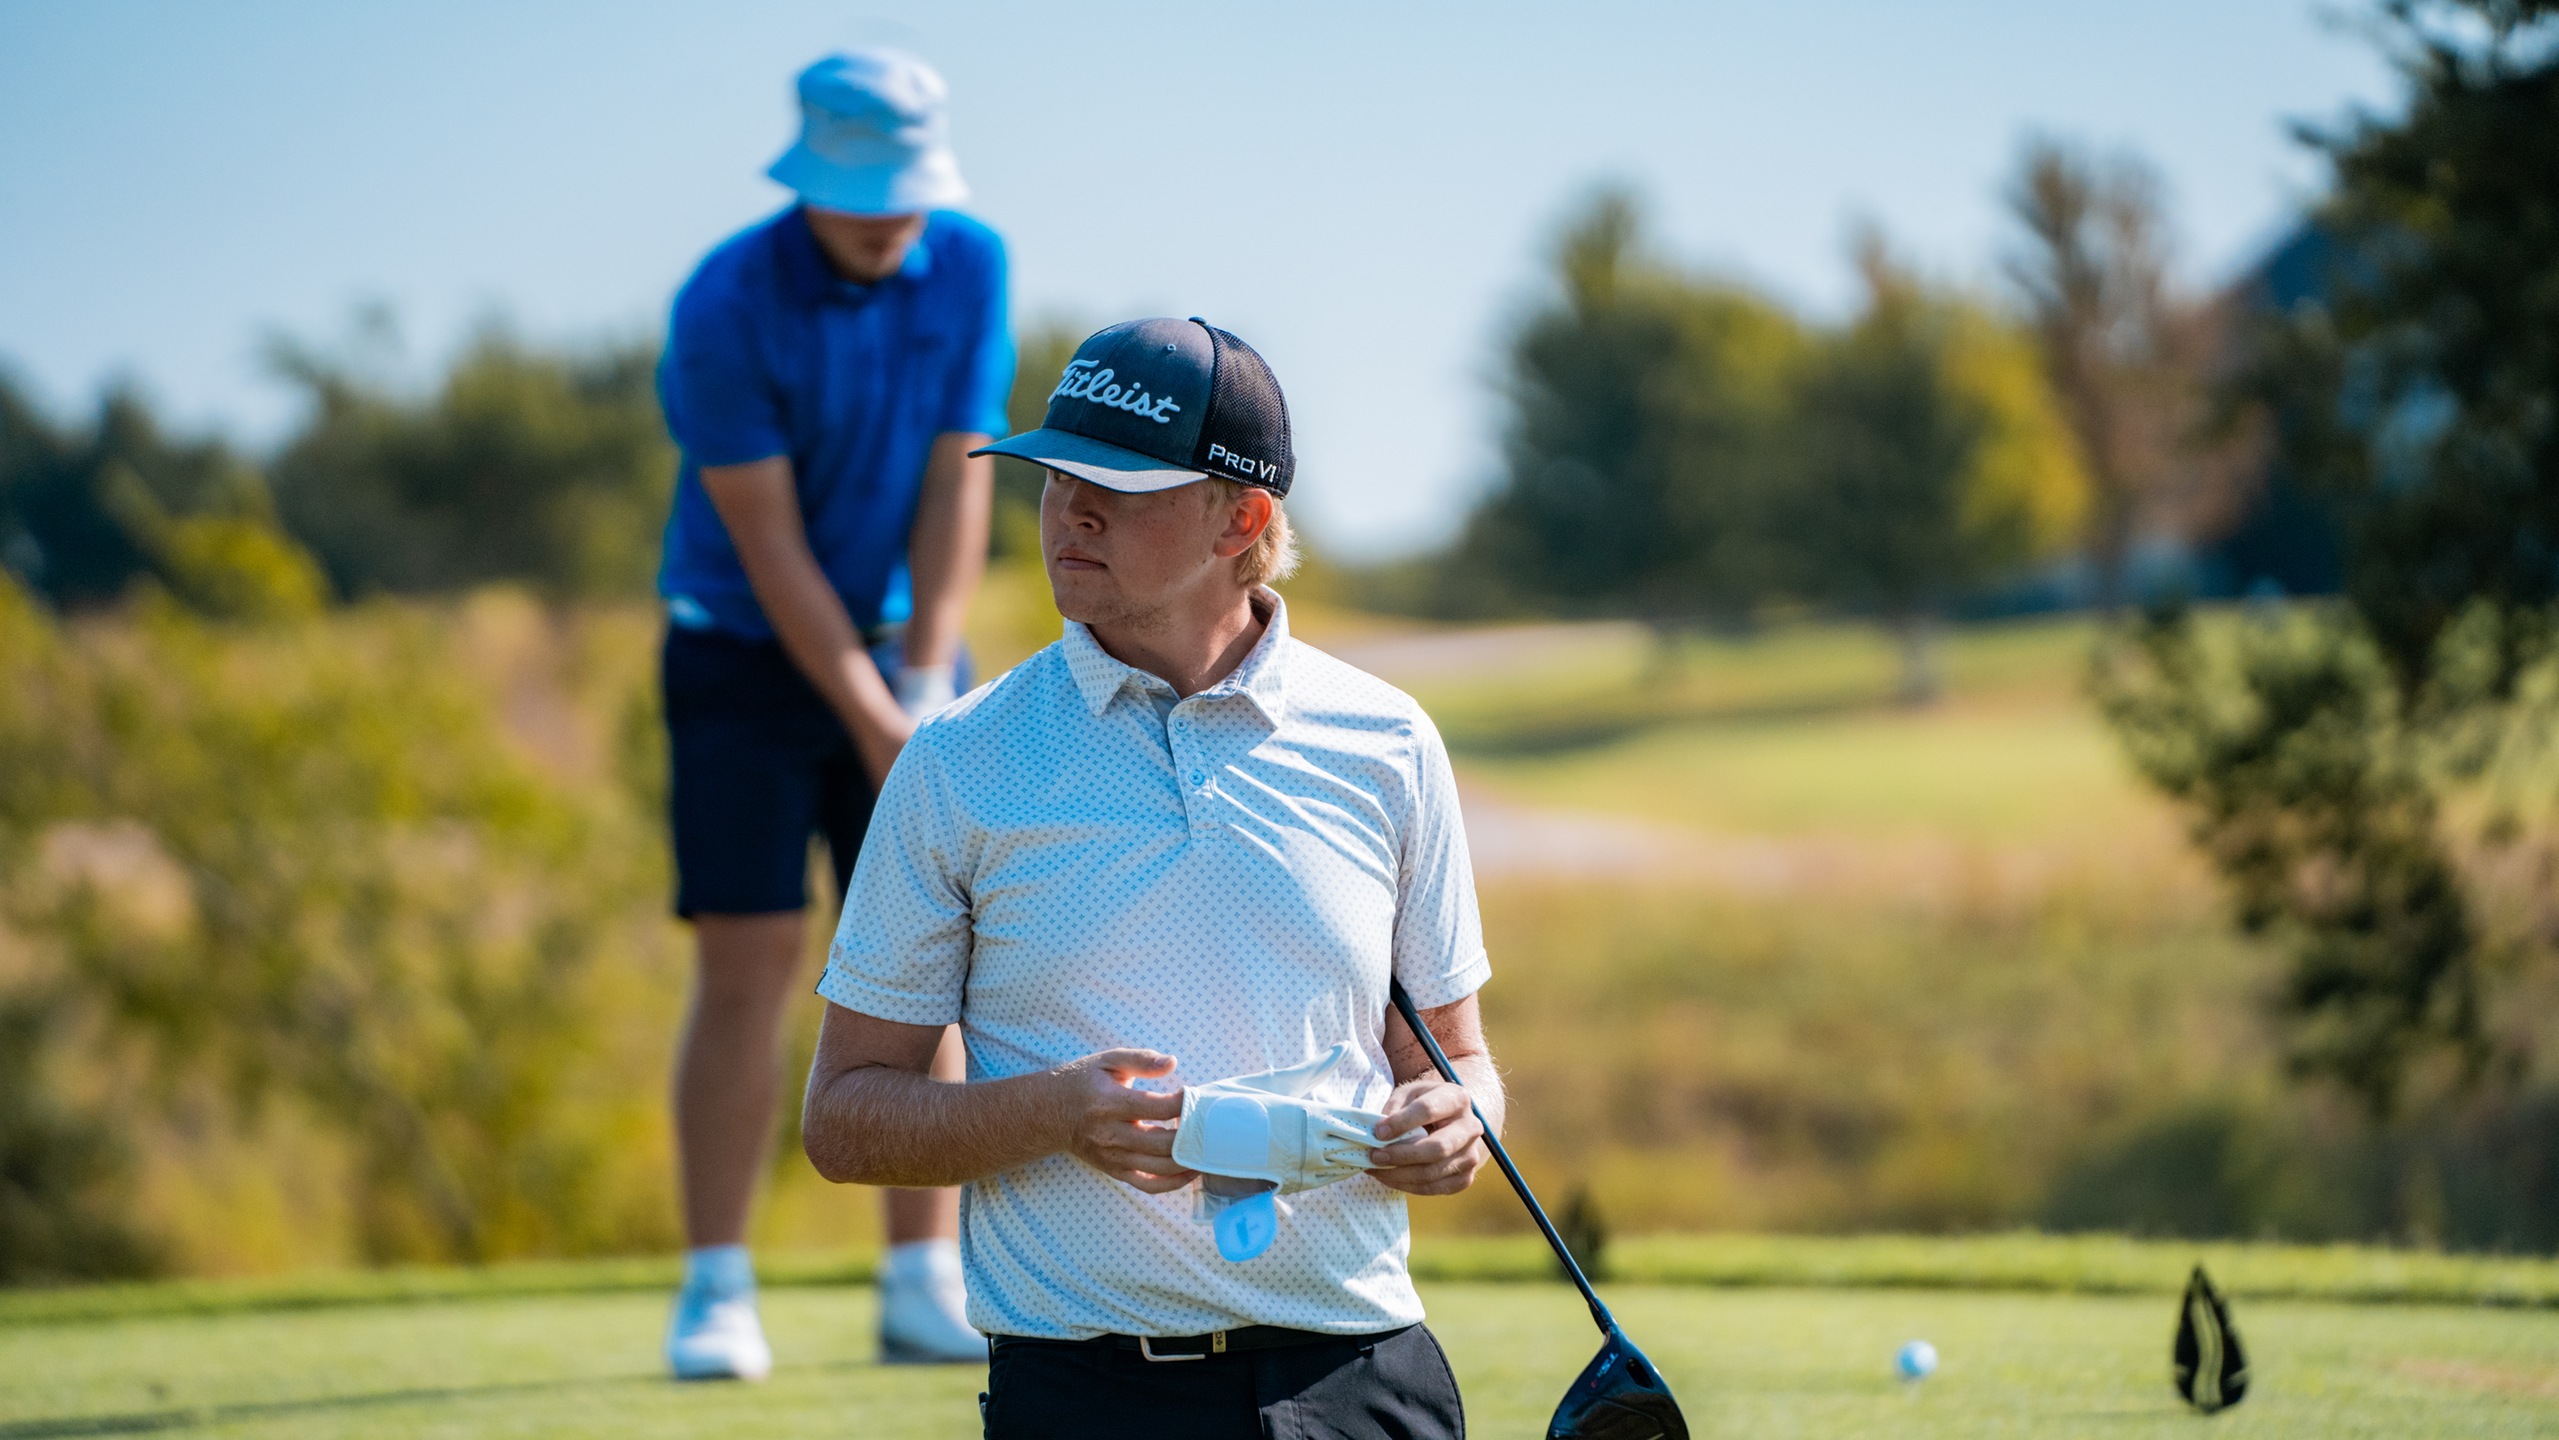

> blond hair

[{"left": 1205, "top": 478, "right": 1301, "bottom": 589}]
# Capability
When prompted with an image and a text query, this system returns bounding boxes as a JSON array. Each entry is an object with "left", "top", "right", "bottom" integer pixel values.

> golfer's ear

[{"left": 1212, "top": 486, "right": 1274, "bottom": 560}]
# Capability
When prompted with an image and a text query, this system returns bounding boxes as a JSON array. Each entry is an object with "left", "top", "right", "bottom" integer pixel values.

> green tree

[
  {"left": 2097, "top": 605, "right": 2482, "bottom": 1114},
  {"left": 2097, "top": 0, "right": 2559, "bottom": 1112},
  {"left": 1451, "top": 188, "right": 1809, "bottom": 626},
  {"left": 2004, "top": 139, "right": 2219, "bottom": 607},
  {"left": 0, "top": 579, "right": 681, "bottom": 1264},
  {"left": 2255, "top": 0, "right": 2559, "bottom": 684},
  {"left": 0, "top": 999, "right": 159, "bottom": 1284},
  {"left": 266, "top": 319, "right": 673, "bottom": 601},
  {"left": 0, "top": 370, "right": 320, "bottom": 619},
  {"left": 1790, "top": 236, "right": 2088, "bottom": 701},
  {"left": 0, "top": 586, "right": 161, "bottom": 1283}
]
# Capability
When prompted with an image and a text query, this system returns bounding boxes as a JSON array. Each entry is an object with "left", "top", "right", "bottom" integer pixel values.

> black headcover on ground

[
  {"left": 2173, "top": 1264, "right": 2248, "bottom": 1415},
  {"left": 1548, "top": 1327, "right": 1688, "bottom": 1440}
]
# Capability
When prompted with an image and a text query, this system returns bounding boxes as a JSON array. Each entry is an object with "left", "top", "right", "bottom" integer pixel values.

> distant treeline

[
  {"left": 0, "top": 307, "right": 1089, "bottom": 621},
  {"left": 0, "top": 315, "right": 674, "bottom": 617},
  {"left": 1359, "top": 133, "right": 2273, "bottom": 671},
  {"left": 1, "top": 129, "right": 2247, "bottom": 653}
]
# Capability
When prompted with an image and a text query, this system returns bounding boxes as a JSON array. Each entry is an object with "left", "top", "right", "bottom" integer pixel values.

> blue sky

[{"left": 0, "top": 1, "right": 2395, "bottom": 557}]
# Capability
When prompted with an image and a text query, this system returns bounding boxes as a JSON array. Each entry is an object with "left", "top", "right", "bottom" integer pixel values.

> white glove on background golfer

[
  {"left": 1171, "top": 1043, "right": 1396, "bottom": 1196},
  {"left": 893, "top": 663, "right": 957, "bottom": 718}
]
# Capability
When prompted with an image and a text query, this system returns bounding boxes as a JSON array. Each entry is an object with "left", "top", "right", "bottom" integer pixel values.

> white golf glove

[
  {"left": 1171, "top": 1043, "right": 1393, "bottom": 1196},
  {"left": 893, "top": 663, "right": 957, "bottom": 718}
]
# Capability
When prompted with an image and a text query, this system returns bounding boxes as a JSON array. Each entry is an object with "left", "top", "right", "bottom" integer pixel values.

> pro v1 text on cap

[{"left": 973, "top": 318, "right": 1294, "bottom": 496}]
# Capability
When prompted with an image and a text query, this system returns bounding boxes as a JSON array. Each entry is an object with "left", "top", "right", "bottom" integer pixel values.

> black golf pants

[{"left": 981, "top": 1324, "right": 1464, "bottom": 1439}]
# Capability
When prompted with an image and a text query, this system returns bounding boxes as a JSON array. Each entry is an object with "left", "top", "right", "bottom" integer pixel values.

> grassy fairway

[
  {"left": 4, "top": 1278, "right": 2555, "bottom": 1438},
  {"left": 1357, "top": 612, "right": 2162, "bottom": 846}
]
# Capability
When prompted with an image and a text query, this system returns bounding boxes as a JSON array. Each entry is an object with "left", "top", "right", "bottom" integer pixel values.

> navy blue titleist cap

[{"left": 972, "top": 318, "right": 1294, "bottom": 496}]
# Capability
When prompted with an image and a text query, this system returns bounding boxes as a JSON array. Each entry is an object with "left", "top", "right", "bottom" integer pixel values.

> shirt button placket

[{"left": 1174, "top": 709, "right": 1209, "bottom": 828}]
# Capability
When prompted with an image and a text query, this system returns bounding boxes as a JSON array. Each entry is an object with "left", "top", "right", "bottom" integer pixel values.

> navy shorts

[{"left": 661, "top": 625, "right": 965, "bottom": 919}]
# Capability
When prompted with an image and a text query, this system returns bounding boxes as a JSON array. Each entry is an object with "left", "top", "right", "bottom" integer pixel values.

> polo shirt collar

[
  {"left": 774, "top": 206, "right": 935, "bottom": 307},
  {"left": 1063, "top": 588, "right": 1291, "bottom": 727},
  {"left": 1228, "top": 589, "right": 1291, "bottom": 725}
]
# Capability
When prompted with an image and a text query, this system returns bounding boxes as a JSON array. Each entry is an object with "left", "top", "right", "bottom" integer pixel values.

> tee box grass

[{"left": 5, "top": 1273, "right": 2556, "bottom": 1438}]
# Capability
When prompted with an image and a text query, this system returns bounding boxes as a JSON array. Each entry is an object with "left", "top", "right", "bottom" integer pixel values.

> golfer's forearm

[
  {"left": 1450, "top": 1051, "right": 1505, "bottom": 1138},
  {"left": 1390, "top": 992, "right": 1503, "bottom": 1136},
  {"left": 803, "top": 1065, "right": 1067, "bottom": 1188},
  {"left": 700, "top": 459, "right": 908, "bottom": 759},
  {"left": 752, "top": 552, "right": 902, "bottom": 743},
  {"left": 902, "top": 436, "right": 993, "bottom": 672}
]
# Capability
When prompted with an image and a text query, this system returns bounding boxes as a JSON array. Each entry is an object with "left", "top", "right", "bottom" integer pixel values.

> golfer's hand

[
  {"left": 1367, "top": 1079, "right": 1488, "bottom": 1196},
  {"left": 1053, "top": 1048, "right": 1194, "bottom": 1194},
  {"left": 841, "top": 692, "right": 918, "bottom": 789}
]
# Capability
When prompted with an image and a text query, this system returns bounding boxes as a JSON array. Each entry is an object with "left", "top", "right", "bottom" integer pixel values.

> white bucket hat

[{"left": 767, "top": 50, "right": 968, "bottom": 215}]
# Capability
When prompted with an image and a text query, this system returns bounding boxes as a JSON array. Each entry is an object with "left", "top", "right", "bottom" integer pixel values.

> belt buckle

[{"left": 1138, "top": 1331, "right": 1223, "bottom": 1362}]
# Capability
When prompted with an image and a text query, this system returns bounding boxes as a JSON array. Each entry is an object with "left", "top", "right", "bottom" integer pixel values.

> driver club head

[{"left": 1547, "top": 1328, "right": 1689, "bottom": 1440}]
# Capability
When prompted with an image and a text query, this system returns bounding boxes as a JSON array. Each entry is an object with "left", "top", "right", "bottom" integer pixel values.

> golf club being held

[{"left": 1390, "top": 981, "right": 1690, "bottom": 1440}]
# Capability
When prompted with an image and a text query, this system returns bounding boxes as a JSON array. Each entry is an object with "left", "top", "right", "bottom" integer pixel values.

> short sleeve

[
  {"left": 1390, "top": 712, "right": 1491, "bottom": 1010},
  {"left": 662, "top": 285, "right": 791, "bottom": 468},
  {"left": 939, "top": 231, "right": 1015, "bottom": 437},
  {"left": 819, "top": 739, "right": 973, "bottom": 1025}
]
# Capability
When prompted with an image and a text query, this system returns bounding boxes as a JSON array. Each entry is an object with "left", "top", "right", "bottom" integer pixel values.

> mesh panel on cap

[{"left": 1192, "top": 322, "right": 1295, "bottom": 496}]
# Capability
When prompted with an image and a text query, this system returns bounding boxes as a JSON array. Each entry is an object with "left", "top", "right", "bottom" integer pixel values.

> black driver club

[{"left": 1391, "top": 981, "right": 1690, "bottom": 1440}]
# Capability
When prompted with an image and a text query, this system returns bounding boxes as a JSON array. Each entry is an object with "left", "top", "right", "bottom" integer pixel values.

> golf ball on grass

[{"left": 1895, "top": 1340, "right": 1938, "bottom": 1382}]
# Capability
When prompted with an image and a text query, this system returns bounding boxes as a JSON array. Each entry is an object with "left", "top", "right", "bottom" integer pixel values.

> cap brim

[{"left": 969, "top": 428, "right": 1208, "bottom": 494}]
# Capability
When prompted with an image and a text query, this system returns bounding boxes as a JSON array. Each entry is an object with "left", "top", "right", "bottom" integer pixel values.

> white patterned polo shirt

[{"left": 819, "top": 588, "right": 1491, "bottom": 1340}]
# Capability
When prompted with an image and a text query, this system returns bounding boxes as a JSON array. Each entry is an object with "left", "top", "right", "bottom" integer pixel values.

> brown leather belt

[{"left": 996, "top": 1323, "right": 1411, "bottom": 1362}]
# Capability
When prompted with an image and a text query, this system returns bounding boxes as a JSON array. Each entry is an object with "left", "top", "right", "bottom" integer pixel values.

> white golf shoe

[
  {"left": 878, "top": 1239, "right": 986, "bottom": 1365},
  {"left": 666, "top": 1271, "right": 772, "bottom": 1381}
]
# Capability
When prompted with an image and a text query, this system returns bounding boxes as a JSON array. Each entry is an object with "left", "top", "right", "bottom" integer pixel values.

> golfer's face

[
  {"left": 801, "top": 207, "right": 928, "bottom": 283},
  {"left": 1040, "top": 471, "right": 1227, "bottom": 625}
]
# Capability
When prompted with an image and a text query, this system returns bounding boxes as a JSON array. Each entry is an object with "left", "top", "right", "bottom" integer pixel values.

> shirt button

[{"left": 1188, "top": 770, "right": 1205, "bottom": 786}]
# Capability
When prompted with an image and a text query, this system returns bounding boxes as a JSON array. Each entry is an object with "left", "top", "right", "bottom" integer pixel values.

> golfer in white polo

[{"left": 802, "top": 318, "right": 1501, "bottom": 1437}]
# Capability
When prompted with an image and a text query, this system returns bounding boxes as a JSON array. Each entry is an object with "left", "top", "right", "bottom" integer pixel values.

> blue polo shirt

[{"left": 656, "top": 206, "right": 1013, "bottom": 640}]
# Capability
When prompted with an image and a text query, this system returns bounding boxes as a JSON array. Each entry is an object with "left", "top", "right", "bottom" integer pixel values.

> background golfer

[
  {"left": 803, "top": 318, "right": 1501, "bottom": 1438},
  {"left": 654, "top": 49, "right": 1011, "bottom": 1377}
]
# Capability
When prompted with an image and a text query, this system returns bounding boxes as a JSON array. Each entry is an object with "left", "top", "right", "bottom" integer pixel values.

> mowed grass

[
  {"left": 1346, "top": 613, "right": 2166, "bottom": 847},
  {"left": 19, "top": 1233, "right": 2553, "bottom": 1328},
  {"left": 5, "top": 1279, "right": 2555, "bottom": 1439},
  {"left": 1297, "top": 610, "right": 2282, "bottom": 1237},
  {"left": 980, "top": 574, "right": 2163, "bottom": 849}
]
